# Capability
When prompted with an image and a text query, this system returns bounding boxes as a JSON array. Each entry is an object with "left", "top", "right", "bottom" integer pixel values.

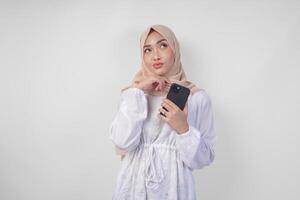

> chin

[
  {"left": 154, "top": 71, "right": 166, "bottom": 76},
  {"left": 152, "top": 68, "right": 166, "bottom": 75}
]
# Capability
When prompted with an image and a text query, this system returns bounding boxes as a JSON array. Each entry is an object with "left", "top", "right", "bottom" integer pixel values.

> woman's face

[{"left": 143, "top": 31, "right": 175, "bottom": 76}]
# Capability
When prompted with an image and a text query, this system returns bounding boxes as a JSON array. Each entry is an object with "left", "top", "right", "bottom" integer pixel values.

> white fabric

[{"left": 109, "top": 87, "right": 216, "bottom": 200}]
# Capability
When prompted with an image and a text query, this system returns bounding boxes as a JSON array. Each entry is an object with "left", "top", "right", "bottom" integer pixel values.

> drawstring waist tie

[{"left": 142, "top": 143, "right": 176, "bottom": 190}]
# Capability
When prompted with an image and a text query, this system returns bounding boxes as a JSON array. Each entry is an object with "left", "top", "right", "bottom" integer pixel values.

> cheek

[
  {"left": 143, "top": 55, "right": 151, "bottom": 66},
  {"left": 143, "top": 56, "right": 156, "bottom": 72},
  {"left": 165, "top": 50, "right": 175, "bottom": 65}
]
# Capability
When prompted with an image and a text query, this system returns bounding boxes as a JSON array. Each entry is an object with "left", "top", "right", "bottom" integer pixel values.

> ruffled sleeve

[
  {"left": 175, "top": 90, "right": 216, "bottom": 170},
  {"left": 109, "top": 87, "right": 148, "bottom": 152}
]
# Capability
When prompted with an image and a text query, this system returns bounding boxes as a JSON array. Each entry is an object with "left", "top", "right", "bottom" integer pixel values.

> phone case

[{"left": 166, "top": 83, "right": 190, "bottom": 110}]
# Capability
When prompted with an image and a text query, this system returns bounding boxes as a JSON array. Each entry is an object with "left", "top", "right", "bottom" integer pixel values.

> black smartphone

[{"left": 160, "top": 83, "right": 190, "bottom": 116}]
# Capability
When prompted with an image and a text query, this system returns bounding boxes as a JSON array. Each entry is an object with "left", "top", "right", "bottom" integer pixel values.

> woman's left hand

[{"left": 158, "top": 99, "right": 189, "bottom": 134}]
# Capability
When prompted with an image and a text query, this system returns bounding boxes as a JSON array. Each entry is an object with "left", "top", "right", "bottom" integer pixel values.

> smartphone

[{"left": 160, "top": 83, "right": 190, "bottom": 116}]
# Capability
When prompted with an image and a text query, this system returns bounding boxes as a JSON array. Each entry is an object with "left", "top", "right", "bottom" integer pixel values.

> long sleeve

[
  {"left": 109, "top": 87, "right": 148, "bottom": 152},
  {"left": 175, "top": 90, "right": 216, "bottom": 170}
]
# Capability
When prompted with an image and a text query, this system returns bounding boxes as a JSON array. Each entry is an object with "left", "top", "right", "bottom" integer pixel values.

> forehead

[{"left": 144, "top": 31, "right": 166, "bottom": 45}]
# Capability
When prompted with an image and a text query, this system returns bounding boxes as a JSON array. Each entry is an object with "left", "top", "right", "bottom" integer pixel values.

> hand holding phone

[
  {"left": 159, "top": 83, "right": 190, "bottom": 134},
  {"left": 160, "top": 83, "right": 190, "bottom": 116}
]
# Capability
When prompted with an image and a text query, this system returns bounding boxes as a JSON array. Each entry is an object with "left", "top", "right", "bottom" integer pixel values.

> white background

[{"left": 1, "top": 0, "right": 299, "bottom": 199}]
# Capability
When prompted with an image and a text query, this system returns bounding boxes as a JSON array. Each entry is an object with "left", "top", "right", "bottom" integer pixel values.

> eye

[
  {"left": 144, "top": 48, "right": 151, "bottom": 53},
  {"left": 160, "top": 43, "right": 168, "bottom": 48}
]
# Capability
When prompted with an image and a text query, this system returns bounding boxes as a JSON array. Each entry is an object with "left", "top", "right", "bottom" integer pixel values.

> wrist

[
  {"left": 132, "top": 83, "right": 144, "bottom": 90},
  {"left": 177, "top": 123, "right": 189, "bottom": 135}
]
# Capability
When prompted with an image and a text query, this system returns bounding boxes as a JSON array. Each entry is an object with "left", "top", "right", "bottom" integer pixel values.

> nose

[{"left": 152, "top": 48, "right": 161, "bottom": 61}]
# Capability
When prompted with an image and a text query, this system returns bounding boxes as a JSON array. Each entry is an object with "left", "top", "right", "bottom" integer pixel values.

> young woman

[{"left": 109, "top": 24, "right": 216, "bottom": 200}]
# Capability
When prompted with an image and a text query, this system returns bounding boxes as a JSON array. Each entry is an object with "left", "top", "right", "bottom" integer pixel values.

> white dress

[{"left": 109, "top": 87, "right": 216, "bottom": 200}]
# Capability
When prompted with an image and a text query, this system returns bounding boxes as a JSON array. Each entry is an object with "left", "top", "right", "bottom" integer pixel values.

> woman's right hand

[{"left": 132, "top": 76, "right": 171, "bottom": 94}]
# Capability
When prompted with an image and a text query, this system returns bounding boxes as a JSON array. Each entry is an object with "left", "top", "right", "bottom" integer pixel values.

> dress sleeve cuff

[
  {"left": 175, "top": 126, "right": 200, "bottom": 155},
  {"left": 175, "top": 126, "right": 200, "bottom": 140}
]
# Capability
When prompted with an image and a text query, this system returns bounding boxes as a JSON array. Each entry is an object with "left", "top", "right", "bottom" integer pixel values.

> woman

[{"left": 109, "top": 24, "right": 216, "bottom": 200}]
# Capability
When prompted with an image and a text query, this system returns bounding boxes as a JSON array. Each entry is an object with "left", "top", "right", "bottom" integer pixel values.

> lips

[{"left": 152, "top": 63, "right": 163, "bottom": 69}]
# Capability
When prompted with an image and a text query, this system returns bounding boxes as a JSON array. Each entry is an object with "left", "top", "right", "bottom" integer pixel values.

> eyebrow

[{"left": 143, "top": 39, "right": 167, "bottom": 49}]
